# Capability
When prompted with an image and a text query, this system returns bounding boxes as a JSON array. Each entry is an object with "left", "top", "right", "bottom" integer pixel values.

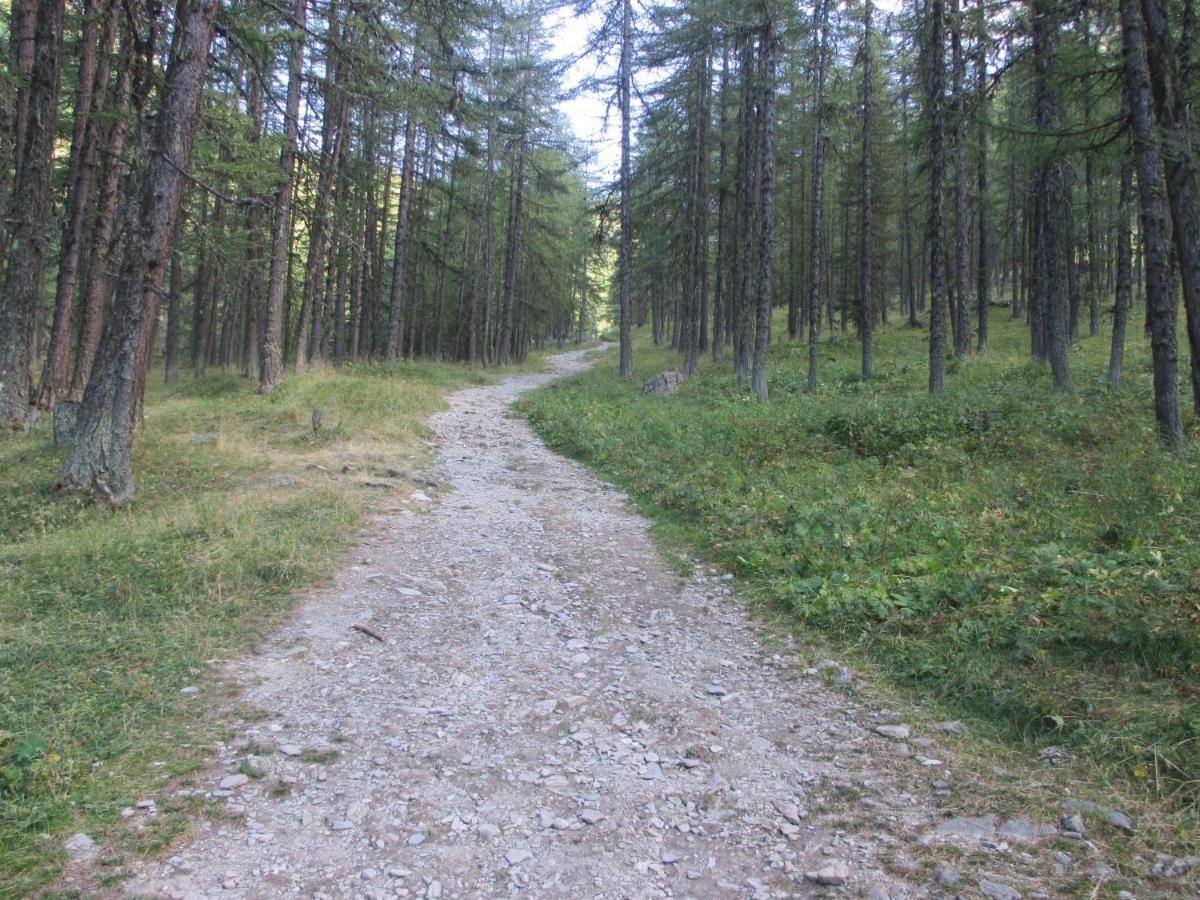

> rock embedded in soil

[
  {"left": 979, "top": 877, "right": 1022, "bottom": 900},
  {"left": 805, "top": 860, "right": 851, "bottom": 886},
  {"left": 62, "top": 833, "right": 96, "bottom": 860}
]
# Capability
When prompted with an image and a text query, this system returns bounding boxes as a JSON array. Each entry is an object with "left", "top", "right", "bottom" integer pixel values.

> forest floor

[
  {"left": 0, "top": 357, "right": 536, "bottom": 896},
  {"left": 37, "top": 336, "right": 1191, "bottom": 898}
]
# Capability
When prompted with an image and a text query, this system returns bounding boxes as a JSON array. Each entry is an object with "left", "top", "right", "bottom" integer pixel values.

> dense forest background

[{"left": 0, "top": 0, "right": 1197, "bottom": 502}]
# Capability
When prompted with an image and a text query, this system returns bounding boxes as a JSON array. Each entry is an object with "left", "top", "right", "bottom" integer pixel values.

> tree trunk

[
  {"left": 296, "top": 48, "right": 346, "bottom": 372},
  {"left": 1121, "top": 0, "right": 1182, "bottom": 446},
  {"left": 498, "top": 133, "right": 526, "bottom": 366},
  {"left": 926, "top": 0, "right": 948, "bottom": 393},
  {"left": 751, "top": 24, "right": 777, "bottom": 400},
  {"left": 36, "top": 0, "right": 116, "bottom": 409},
  {"left": 712, "top": 42, "right": 730, "bottom": 361},
  {"left": 0, "top": 0, "right": 63, "bottom": 427},
  {"left": 1108, "top": 156, "right": 1134, "bottom": 389},
  {"left": 974, "top": 0, "right": 989, "bottom": 351},
  {"left": 259, "top": 0, "right": 305, "bottom": 390},
  {"left": 164, "top": 216, "right": 184, "bottom": 384},
  {"left": 68, "top": 44, "right": 133, "bottom": 400},
  {"left": 387, "top": 56, "right": 420, "bottom": 360},
  {"left": 1140, "top": 0, "right": 1200, "bottom": 416},
  {"left": 858, "top": 0, "right": 875, "bottom": 380},
  {"left": 62, "top": 0, "right": 220, "bottom": 503},
  {"left": 807, "top": 0, "right": 830, "bottom": 394},
  {"left": 950, "top": 0, "right": 970, "bottom": 358},
  {"left": 1033, "top": 0, "right": 1071, "bottom": 390},
  {"left": 617, "top": 0, "right": 634, "bottom": 378}
]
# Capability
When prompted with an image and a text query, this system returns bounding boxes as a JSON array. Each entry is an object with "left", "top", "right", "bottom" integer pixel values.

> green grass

[
  {"left": 0, "top": 358, "right": 500, "bottom": 896},
  {"left": 520, "top": 312, "right": 1200, "bottom": 828}
]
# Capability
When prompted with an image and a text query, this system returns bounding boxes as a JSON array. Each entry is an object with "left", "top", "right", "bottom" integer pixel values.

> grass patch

[
  {"left": 519, "top": 313, "right": 1200, "bottom": 832},
  {"left": 0, "top": 357, "right": 501, "bottom": 895}
]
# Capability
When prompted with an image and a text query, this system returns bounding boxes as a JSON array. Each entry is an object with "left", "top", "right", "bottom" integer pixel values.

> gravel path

[{"left": 119, "top": 347, "right": 1062, "bottom": 899}]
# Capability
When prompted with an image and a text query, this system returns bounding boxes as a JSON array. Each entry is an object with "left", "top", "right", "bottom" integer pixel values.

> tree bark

[
  {"left": 926, "top": 0, "right": 948, "bottom": 393},
  {"left": 0, "top": 0, "right": 63, "bottom": 427},
  {"left": 259, "top": 0, "right": 305, "bottom": 390},
  {"left": 1032, "top": 0, "right": 1071, "bottom": 390},
  {"left": 751, "top": 24, "right": 777, "bottom": 400},
  {"left": 617, "top": 0, "right": 634, "bottom": 378},
  {"left": 387, "top": 54, "right": 420, "bottom": 360},
  {"left": 950, "top": 0, "right": 970, "bottom": 358},
  {"left": 858, "top": 0, "right": 875, "bottom": 380},
  {"left": 68, "top": 42, "right": 133, "bottom": 400},
  {"left": 1121, "top": 0, "right": 1182, "bottom": 446},
  {"left": 36, "top": 0, "right": 116, "bottom": 409},
  {"left": 1108, "top": 156, "right": 1133, "bottom": 389},
  {"left": 806, "top": 0, "right": 830, "bottom": 394},
  {"left": 1140, "top": 0, "right": 1200, "bottom": 415},
  {"left": 62, "top": 0, "right": 220, "bottom": 503},
  {"left": 974, "top": 0, "right": 989, "bottom": 351}
]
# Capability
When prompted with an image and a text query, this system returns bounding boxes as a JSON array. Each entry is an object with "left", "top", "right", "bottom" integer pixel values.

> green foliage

[{"left": 520, "top": 313, "right": 1200, "bottom": 811}]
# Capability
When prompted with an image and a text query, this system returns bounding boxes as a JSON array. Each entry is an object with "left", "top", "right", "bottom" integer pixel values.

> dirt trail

[{"left": 119, "top": 347, "right": 1062, "bottom": 899}]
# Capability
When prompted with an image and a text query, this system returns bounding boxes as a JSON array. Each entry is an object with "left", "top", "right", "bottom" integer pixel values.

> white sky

[
  {"left": 548, "top": 5, "right": 622, "bottom": 184},
  {"left": 549, "top": 0, "right": 906, "bottom": 187}
]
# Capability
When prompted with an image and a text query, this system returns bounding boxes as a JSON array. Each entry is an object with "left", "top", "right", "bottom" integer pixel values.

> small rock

[
  {"left": 774, "top": 800, "right": 804, "bottom": 825},
  {"left": 1150, "top": 853, "right": 1200, "bottom": 878},
  {"left": 579, "top": 809, "right": 604, "bottom": 825},
  {"left": 1060, "top": 813, "right": 1085, "bottom": 835},
  {"left": 935, "top": 814, "right": 996, "bottom": 840},
  {"left": 1060, "top": 799, "right": 1134, "bottom": 834},
  {"left": 407, "top": 832, "right": 426, "bottom": 846},
  {"left": 805, "top": 861, "right": 851, "bottom": 886},
  {"left": 998, "top": 817, "right": 1056, "bottom": 843},
  {"left": 278, "top": 744, "right": 302, "bottom": 757},
  {"left": 932, "top": 720, "right": 963, "bottom": 734},
  {"left": 661, "top": 850, "right": 685, "bottom": 864},
  {"left": 62, "top": 833, "right": 96, "bottom": 859},
  {"left": 411, "top": 491, "right": 433, "bottom": 504},
  {"left": 505, "top": 848, "right": 532, "bottom": 866},
  {"left": 218, "top": 774, "right": 249, "bottom": 790},
  {"left": 936, "top": 866, "right": 960, "bottom": 886},
  {"left": 705, "top": 684, "right": 727, "bottom": 697},
  {"left": 873, "top": 724, "right": 911, "bottom": 741},
  {"left": 813, "top": 659, "right": 853, "bottom": 684},
  {"left": 979, "top": 877, "right": 1021, "bottom": 900},
  {"left": 643, "top": 369, "right": 684, "bottom": 396},
  {"left": 179, "top": 685, "right": 199, "bottom": 695},
  {"left": 189, "top": 434, "right": 218, "bottom": 445},
  {"left": 477, "top": 823, "right": 501, "bottom": 839},
  {"left": 330, "top": 820, "right": 353, "bottom": 831}
]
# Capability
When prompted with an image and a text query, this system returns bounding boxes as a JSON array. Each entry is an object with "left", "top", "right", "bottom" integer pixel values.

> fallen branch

[
  {"left": 351, "top": 623, "right": 386, "bottom": 643},
  {"left": 385, "top": 468, "right": 439, "bottom": 489}
]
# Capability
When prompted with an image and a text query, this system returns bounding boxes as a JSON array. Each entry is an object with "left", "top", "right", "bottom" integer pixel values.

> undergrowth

[{"left": 520, "top": 313, "right": 1200, "bottom": 831}]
